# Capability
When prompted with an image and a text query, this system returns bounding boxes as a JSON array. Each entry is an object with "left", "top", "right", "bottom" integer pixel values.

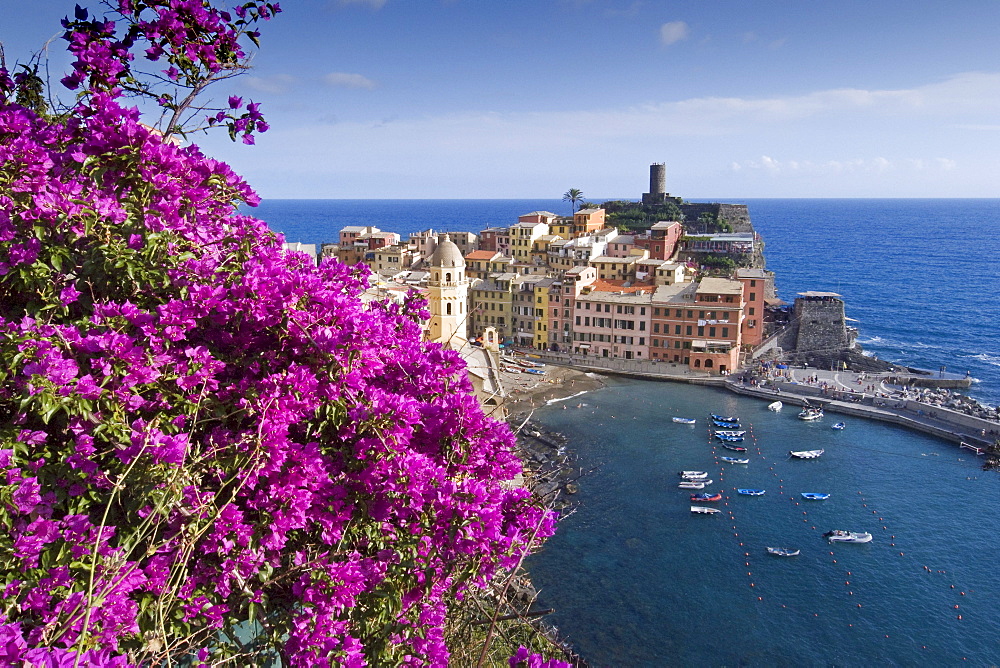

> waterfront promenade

[{"left": 513, "top": 350, "right": 999, "bottom": 451}]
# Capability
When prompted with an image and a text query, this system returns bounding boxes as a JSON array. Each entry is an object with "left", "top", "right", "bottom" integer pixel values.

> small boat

[
  {"left": 832, "top": 422, "right": 846, "bottom": 430},
  {"left": 798, "top": 408, "right": 824, "bottom": 421},
  {"left": 691, "top": 506, "right": 721, "bottom": 514},
  {"left": 714, "top": 430, "right": 746, "bottom": 437},
  {"left": 801, "top": 492, "right": 830, "bottom": 500},
  {"left": 721, "top": 443, "right": 748, "bottom": 452},
  {"left": 713, "top": 420, "right": 741, "bottom": 429},
  {"left": 766, "top": 547, "right": 800, "bottom": 557},
  {"left": 690, "top": 492, "right": 722, "bottom": 502},
  {"left": 737, "top": 488, "right": 765, "bottom": 496},
  {"left": 672, "top": 417, "right": 697, "bottom": 424},
  {"left": 679, "top": 481, "right": 707, "bottom": 489},
  {"left": 789, "top": 449, "right": 824, "bottom": 459},
  {"left": 711, "top": 414, "right": 739, "bottom": 422},
  {"left": 679, "top": 471, "right": 709, "bottom": 479},
  {"left": 823, "top": 530, "right": 873, "bottom": 544},
  {"left": 767, "top": 401, "right": 783, "bottom": 412},
  {"left": 525, "top": 368, "right": 545, "bottom": 375},
  {"left": 715, "top": 435, "right": 745, "bottom": 443},
  {"left": 720, "top": 456, "right": 749, "bottom": 464}
]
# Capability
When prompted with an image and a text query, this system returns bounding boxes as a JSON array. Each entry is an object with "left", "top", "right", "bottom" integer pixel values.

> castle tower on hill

[
  {"left": 426, "top": 233, "right": 468, "bottom": 347},
  {"left": 642, "top": 162, "right": 672, "bottom": 205}
]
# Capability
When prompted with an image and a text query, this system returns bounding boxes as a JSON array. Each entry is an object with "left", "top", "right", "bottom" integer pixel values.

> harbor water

[{"left": 525, "top": 379, "right": 1000, "bottom": 665}]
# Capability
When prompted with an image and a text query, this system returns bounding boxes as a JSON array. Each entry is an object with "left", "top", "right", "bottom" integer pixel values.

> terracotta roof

[
  {"left": 590, "top": 279, "right": 656, "bottom": 294},
  {"left": 465, "top": 250, "right": 498, "bottom": 260}
]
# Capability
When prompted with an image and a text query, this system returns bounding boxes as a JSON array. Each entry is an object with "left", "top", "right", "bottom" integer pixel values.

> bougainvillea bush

[{"left": 0, "top": 2, "right": 556, "bottom": 665}]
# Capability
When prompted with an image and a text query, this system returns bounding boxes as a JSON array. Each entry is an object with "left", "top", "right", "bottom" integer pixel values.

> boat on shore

[
  {"left": 789, "top": 449, "right": 824, "bottom": 459},
  {"left": 737, "top": 489, "right": 765, "bottom": 496},
  {"left": 691, "top": 506, "right": 721, "bottom": 514},
  {"left": 801, "top": 492, "right": 830, "bottom": 500},
  {"left": 832, "top": 422, "right": 846, "bottom": 430},
  {"left": 720, "top": 456, "right": 750, "bottom": 464},
  {"left": 690, "top": 492, "right": 722, "bottom": 502},
  {"left": 824, "top": 530, "right": 872, "bottom": 543},
  {"left": 767, "top": 401, "right": 783, "bottom": 412},
  {"left": 766, "top": 547, "right": 800, "bottom": 557},
  {"left": 672, "top": 417, "right": 697, "bottom": 424}
]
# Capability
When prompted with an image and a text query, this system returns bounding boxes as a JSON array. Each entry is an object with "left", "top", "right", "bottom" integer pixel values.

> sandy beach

[{"left": 501, "top": 363, "right": 605, "bottom": 415}]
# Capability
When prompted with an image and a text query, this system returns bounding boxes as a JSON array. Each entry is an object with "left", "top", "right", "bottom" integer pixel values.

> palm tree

[{"left": 562, "top": 188, "right": 584, "bottom": 213}]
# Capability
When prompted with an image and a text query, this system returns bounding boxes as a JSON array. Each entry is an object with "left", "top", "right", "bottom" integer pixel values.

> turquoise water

[{"left": 525, "top": 378, "right": 1000, "bottom": 666}]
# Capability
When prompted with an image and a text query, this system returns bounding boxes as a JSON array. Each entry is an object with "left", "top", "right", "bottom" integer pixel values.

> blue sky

[{"left": 5, "top": 0, "right": 1000, "bottom": 198}]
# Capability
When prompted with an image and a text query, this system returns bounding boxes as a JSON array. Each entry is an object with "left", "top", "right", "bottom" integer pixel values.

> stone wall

[{"left": 794, "top": 298, "right": 849, "bottom": 353}]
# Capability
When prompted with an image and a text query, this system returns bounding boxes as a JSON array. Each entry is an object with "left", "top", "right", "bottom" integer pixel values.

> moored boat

[
  {"left": 766, "top": 547, "right": 800, "bottom": 557},
  {"left": 714, "top": 430, "right": 746, "bottom": 437},
  {"left": 679, "top": 471, "right": 709, "bottom": 479},
  {"left": 798, "top": 407, "right": 823, "bottom": 421},
  {"left": 691, "top": 506, "right": 721, "bottom": 514},
  {"left": 720, "top": 456, "right": 750, "bottom": 464},
  {"left": 767, "top": 401, "right": 783, "bottom": 412},
  {"left": 678, "top": 481, "right": 707, "bottom": 489},
  {"left": 801, "top": 492, "right": 830, "bottom": 500},
  {"left": 690, "top": 492, "right": 722, "bottom": 502},
  {"left": 832, "top": 422, "right": 846, "bottom": 430},
  {"left": 713, "top": 420, "right": 741, "bottom": 429},
  {"left": 737, "top": 488, "right": 765, "bottom": 496},
  {"left": 711, "top": 414, "right": 739, "bottom": 422},
  {"left": 789, "top": 449, "right": 824, "bottom": 459},
  {"left": 824, "top": 530, "right": 872, "bottom": 544},
  {"left": 672, "top": 417, "right": 697, "bottom": 424},
  {"left": 721, "top": 443, "right": 748, "bottom": 452}
]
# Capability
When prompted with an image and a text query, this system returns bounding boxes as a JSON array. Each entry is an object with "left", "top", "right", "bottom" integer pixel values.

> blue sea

[{"left": 252, "top": 198, "right": 1000, "bottom": 665}]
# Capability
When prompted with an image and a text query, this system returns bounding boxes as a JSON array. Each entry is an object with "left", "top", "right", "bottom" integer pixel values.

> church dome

[{"left": 429, "top": 233, "right": 465, "bottom": 268}]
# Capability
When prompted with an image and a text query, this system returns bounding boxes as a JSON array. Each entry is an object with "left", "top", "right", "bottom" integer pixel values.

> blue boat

[
  {"left": 737, "top": 489, "right": 766, "bottom": 496},
  {"left": 832, "top": 422, "right": 846, "bottom": 430},
  {"left": 720, "top": 456, "right": 750, "bottom": 464},
  {"left": 801, "top": 492, "right": 831, "bottom": 500},
  {"left": 713, "top": 420, "right": 741, "bottom": 429},
  {"left": 711, "top": 414, "right": 739, "bottom": 422},
  {"left": 715, "top": 435, "right": 745, "bottom": 442}
]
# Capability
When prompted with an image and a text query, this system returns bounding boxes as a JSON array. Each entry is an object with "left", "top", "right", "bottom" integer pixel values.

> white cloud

[
  {"left": 730, "top": 156, "right": 955, "bottom": 175},
  {"left": 339, "top": 0, "right": 387, "bottom": 8},
  {"left": 659, "top": 21, "right": 689, "bottom": 46},
  {"left": 245, "top": 74, "right": 297, "bottom": 94},
  {"left": 323, "top": 72, "right": 377, "bottom": 89}
]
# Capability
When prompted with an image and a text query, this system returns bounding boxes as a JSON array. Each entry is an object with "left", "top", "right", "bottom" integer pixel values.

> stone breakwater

[{"left": 516, "top": 351, "right": 999, "bottom": 451}]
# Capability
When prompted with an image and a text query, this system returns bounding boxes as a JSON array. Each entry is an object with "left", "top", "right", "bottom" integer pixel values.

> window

[
  {"left": 654, "top": 308, "right": 661, "bottom": 317},
  {"left": 698, "top": 327, "right": 704, "bottom": 336},
  {"left": 575, "top": 316, "right": 581, "bottom": 325},
  {"left": 709, "top": 327, "right": 716, "bottom": 337},
  {"left": 654, "top": 323, "right": 660, "bottom": 333},
  {"left": 749, "top": 307, "right": 755, "bottom": 315},
  {"left": 640, "top": 321, "right": 646, "bottom": 331},
  {"left": 686, "top": 325, "right": 692, "bottom": 336},
  {"left": 675, "top": 325, "right": 681, "bottom": 335},
  {"left": 750, "top": 280, "right": 757, "bottom": 287},
  {"left": 722, "top": 327, "right": 729, "bottom": 338},
  {"left": 750, "top": 293, "right": 756, "bottom": 301},
  {"left": 446, "top": 303, "right": 452, "bottom": 315}
]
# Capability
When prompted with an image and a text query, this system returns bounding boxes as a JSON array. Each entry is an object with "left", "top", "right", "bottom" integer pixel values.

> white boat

[
  {"left": 766, "top": 547, "right": 800, "bottom": 557},
  {"left": 767, "top": 401, "right": 783, "bottom": 412},
  {"left": 798, "top": 407, "right": 824, "bottom": 421},
  {"left": 824, "top": 530, "right": 872, "bottom": 544},
  {"left": 678, "top": 481, "right": 708, "bottom": 489},
  {"left": 832, "top": 422, "right": 846, "bottom": 430},
  {"left": 720, "top": 456, "right": 750, "bottom": 464},
  {"left": 672, "top": 417, "right": 697, "bottom": 424},
  {"left": 679, "top": 470, "right": 708, "bottom": 478},
  {"left": 789, "top": 449, "right": 824, "bottom": 459},
  {"left": 691, "top": 506, "right": 721, "bottom": 514},
  {"left": 801, "top": 492, "right": 830, "bottom": 500},
  {"left": 714, "top": 430, "right": 746, "bottom": 437}
]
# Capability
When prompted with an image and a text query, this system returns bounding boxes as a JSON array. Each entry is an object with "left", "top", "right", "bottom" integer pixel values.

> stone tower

[
  {"left": 426, "top": 233, "right": 468, "bottom": 346},
  {"left": 642, "top": 162, "right": 670, "bottom": 205}
]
